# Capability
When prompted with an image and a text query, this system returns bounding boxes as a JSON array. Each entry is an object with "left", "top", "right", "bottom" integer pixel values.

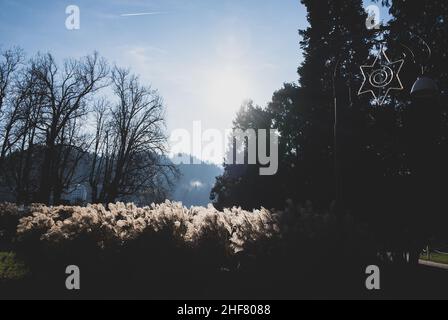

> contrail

[{"left": 120, "top": 12, "right": 165, "bottom": 17}]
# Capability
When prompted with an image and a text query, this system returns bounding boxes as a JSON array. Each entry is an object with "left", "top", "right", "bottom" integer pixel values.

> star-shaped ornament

[{"left": 359, "top": 48, "right": 404, "bottom": 105}]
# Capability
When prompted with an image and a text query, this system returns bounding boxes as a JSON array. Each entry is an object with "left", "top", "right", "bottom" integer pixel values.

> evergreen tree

[
  {"left": 211, "top": 101, "right": 276, "bottom": 210},
  {"left": 212, "top": 0, "right": 374, "bottom": 210},
  {"left": 376, "top": 0, "right": 448, "bottom": 253}
]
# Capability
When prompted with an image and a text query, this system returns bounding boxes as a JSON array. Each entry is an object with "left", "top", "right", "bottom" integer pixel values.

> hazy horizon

[
  {"left": 0, "top": 0, "right": 390, "bottom": 164},
  {"left": 0, "top": 0, "right": 307, "bottom": 163}
]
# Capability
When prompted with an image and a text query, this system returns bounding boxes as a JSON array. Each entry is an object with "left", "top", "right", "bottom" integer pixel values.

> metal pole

[{"left": 333, "top": 57, "right": 342, "bottom": 216}]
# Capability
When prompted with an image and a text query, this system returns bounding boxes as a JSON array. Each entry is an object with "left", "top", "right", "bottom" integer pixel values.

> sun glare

[{"left": 206, "top": 65, "right": 250, "bottom": 113}]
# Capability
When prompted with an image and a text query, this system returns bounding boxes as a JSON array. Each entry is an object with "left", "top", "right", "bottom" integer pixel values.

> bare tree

[
  {"left": 0, "top": 47, "right": 29, "bottom": 203},
  {"left": 5, "top": 66, "right": 47, "bottom": 202},
  {"left": 0, "top": 47, "right": 24, "bottom": 114},
  {"left": 29, "top": 52, "right": 109, "bottom": 204},
  {"left": 14, "top": 90, "right": 45, "bottom": 203},
  {"left": 0, "top": 50, "right": 176, "bottom": 205},
  {"left": 52, "top": 116, "right": 92, "bottom": 203},
  {"left": 89, "top": 98, "right": 109, "bottom": 203},
  {"left": 91, "top": 67, "right": 177, "bottom": 204},
  {"left": 0, "top": 47, "right": 24, "bottom": 163}
]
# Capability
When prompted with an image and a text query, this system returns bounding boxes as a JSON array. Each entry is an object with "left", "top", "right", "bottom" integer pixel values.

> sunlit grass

[
  {"left": 420, "top": 252, "right": 448, "bottom": 265},
  {"left": 0, "top": 252, "right": 29, "bottom": 281}
]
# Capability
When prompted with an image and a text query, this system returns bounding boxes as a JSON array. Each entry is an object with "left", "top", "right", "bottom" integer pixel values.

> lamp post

[
  {"left": 408, "top": 75, "right": 440, "bottom": 264},
  {"left": 411, "top": 76, "right": 439, "bottom": 98},
  {"left": 332, "top": 27, "right": 439, "bottom": 218},
  {"left": 332, "top": 57, "right": 343, "bottom": 216}
]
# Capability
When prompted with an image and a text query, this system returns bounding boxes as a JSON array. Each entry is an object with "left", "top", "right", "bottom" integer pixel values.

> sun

[{"left": 205, "top": 65, "right": 250, "bottom": 113}]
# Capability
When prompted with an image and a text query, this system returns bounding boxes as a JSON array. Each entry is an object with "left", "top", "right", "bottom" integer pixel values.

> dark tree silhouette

[
  {"left": 0, "top": 47, "right": 24, "bottom": 165},
  {"left": 212, "top": 0, "right": 373, "bottom": 210},
  {"left": 0, "top": 50, "right": 176, "bottom": 205},
  {"left": 366, "top": 0, "right": 448, "bottom": 260},
  {"left": 29, "top": 52, "right": 109, "bottom": 204},
  {"left": 212, "top": 0, "right": 448, "bottom": 264},
  {"left": 89, "top": 67, "right": 177, "bottom": 204},
  {"left": 211, "top": 101, "right": 274, "bottom": 210}
]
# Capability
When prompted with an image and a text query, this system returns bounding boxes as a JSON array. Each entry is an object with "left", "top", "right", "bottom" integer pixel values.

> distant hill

[
  {"left": 170, "top": 155, "right": 223, "bottom": 207},
  {"left": 0, "top": 150, "right": 223, "bottom": 207}
]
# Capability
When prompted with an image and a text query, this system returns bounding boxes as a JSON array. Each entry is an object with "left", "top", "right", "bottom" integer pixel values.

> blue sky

[{"left": 0, "top": 0, "right": 390, "bottom": 163}]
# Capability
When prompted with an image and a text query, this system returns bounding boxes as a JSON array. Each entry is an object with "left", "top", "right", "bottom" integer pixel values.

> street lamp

[
  {"left": 407, "top": 31, "right": 439, "bottom": 99},
  {"left": 411, "top": 76, "right": 439, "bottom": 98},
  {"left": 332, "top": 57, "right": 343, "bottom": 216}
]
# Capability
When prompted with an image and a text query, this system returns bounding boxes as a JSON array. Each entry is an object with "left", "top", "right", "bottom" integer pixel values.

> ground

[
  {"left": 420, "top": 252, "right": 448, "bottom": 265},
  {"left": 1, "top": 250, "right": 448, "bottom": 299},
  {"left": 0, "top": 251, "right": 29, "bottom": 281}
]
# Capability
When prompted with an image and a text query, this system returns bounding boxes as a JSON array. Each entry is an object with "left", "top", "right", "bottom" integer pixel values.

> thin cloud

[{"left": 120, "top": 12, "right": 165, "bottom": 17}]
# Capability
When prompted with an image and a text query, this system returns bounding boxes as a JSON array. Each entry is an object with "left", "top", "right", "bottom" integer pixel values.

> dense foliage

[
  {"left": 0, "top": 201, "right": 376, "bottom": 297},
  {"left": 211, "top": 0, "right": 448, "bottom": 261},
  {"left": 0, "top": 202, "right": 28, "bottom": 247},
  {"left": 16, "top": 201, "right": 279, "bottom": 255}
]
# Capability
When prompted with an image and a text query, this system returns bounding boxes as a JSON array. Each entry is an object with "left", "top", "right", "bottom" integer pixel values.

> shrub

[
  {"left": 0, "top": 203, "right": 30, "bottom": 248},
  {"left": 16, "top": 201, "right": 281, "bottom": 256},
  {"left": 3, "top": 200, "right": 375, "bottom": 298},
  {"left": 14, "top": 200, "right": 374, "bottom": 268},
  {"left": 0, "top": 252, "right": 29, "bottom": 281}
]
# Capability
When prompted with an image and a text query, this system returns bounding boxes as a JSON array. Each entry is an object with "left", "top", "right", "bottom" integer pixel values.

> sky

[{"left": 0, "top": 0, "right": 389, "bottom": 163}]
